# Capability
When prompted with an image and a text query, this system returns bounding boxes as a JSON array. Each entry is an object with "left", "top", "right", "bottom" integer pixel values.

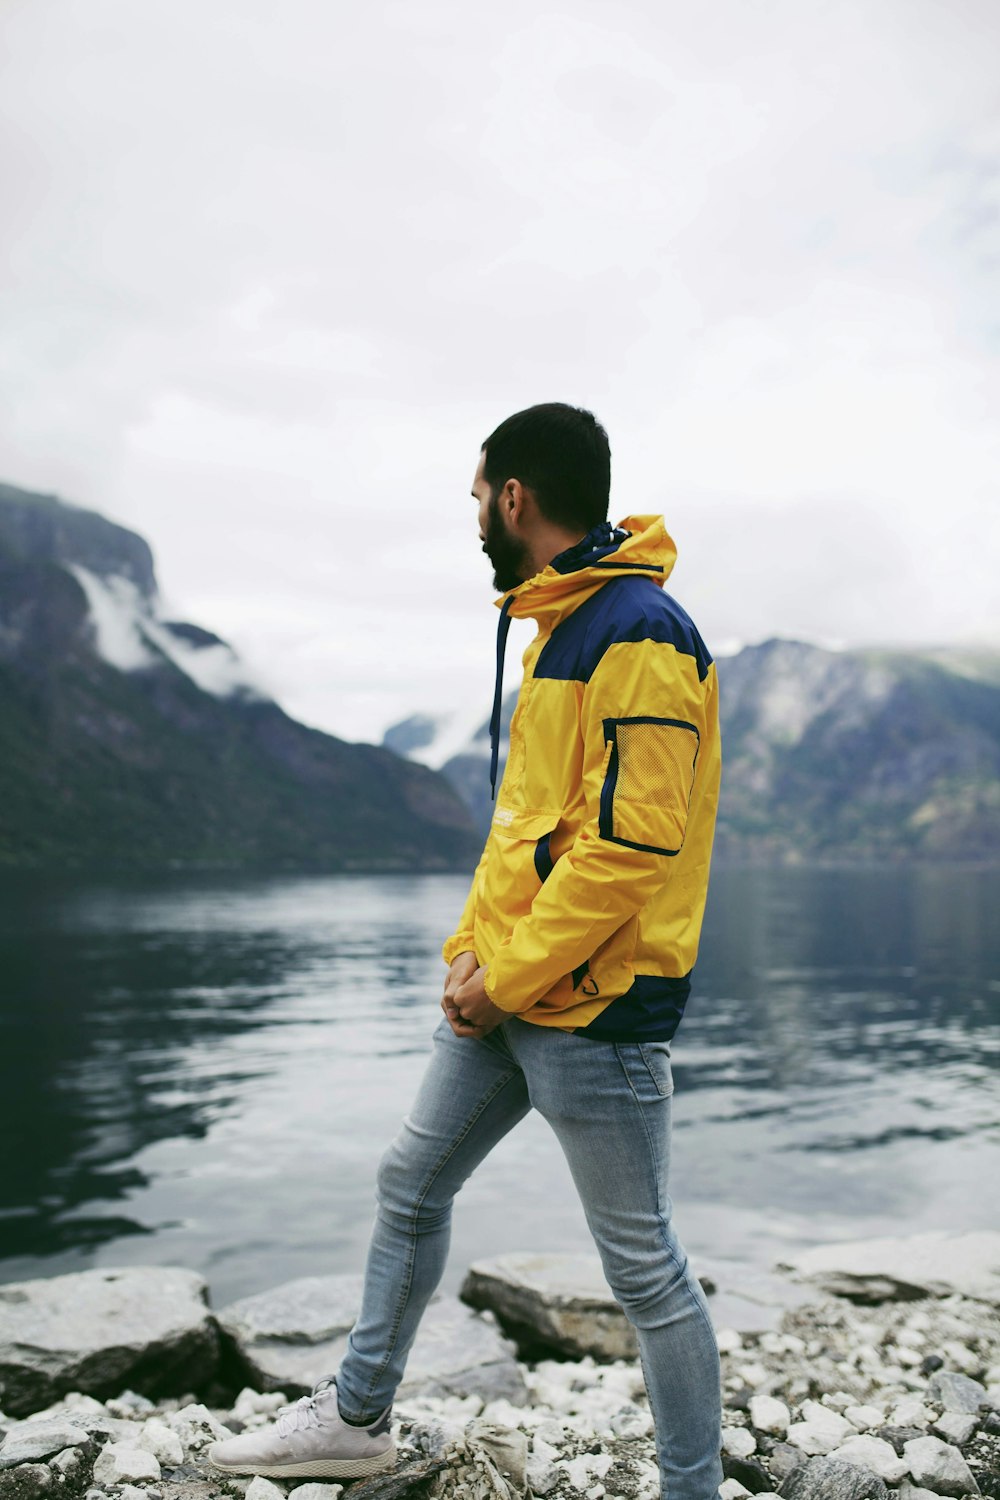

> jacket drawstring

[{"left": 489, "top": 595, "right": 515, "bottom": 800}]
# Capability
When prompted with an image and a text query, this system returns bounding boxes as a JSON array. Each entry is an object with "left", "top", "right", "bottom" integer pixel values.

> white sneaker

[{"left": 207, "top": 1376, "right": 395, "bottom": 1479}]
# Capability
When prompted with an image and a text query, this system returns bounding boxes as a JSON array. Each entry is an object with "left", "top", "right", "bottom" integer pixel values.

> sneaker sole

[{"left": 208, "top": 1444, "right": 397, "bottom": 1479}]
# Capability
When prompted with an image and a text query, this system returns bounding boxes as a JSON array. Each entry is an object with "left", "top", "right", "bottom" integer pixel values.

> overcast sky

[{"left": 2, "top": 0, "right": 998, "bottom": 743}]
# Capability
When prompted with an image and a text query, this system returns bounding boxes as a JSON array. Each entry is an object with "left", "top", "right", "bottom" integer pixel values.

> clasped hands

[{"left": 441, "top": 951, "right": 507, "bottom": 1038}]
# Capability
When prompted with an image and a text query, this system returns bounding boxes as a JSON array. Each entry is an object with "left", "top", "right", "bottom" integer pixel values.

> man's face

[{"left": 472, "top": 450, "right": 530, "bottom": 593}]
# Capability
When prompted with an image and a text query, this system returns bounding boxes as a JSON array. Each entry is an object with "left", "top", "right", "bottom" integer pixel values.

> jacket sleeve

[
  {"left": 482, "top": 636, "right": 705, "bottom": 1013},
  {"left": 441, "top": 837, "right": 491, "bottom": 965}
]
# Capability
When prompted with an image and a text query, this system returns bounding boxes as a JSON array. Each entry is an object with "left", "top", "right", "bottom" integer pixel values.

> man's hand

[{"left": 441, "top": 953, "right": 507, "bottom": 1038}]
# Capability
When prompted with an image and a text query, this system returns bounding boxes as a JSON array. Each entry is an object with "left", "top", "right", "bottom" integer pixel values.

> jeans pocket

[{"left": 637, "top": 1041, "right": 674, "bottom": 1097}]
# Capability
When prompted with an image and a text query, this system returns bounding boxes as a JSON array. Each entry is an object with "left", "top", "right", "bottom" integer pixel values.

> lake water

[{"left": 1, "top": 864, "right": 997, "bottom": 1321}]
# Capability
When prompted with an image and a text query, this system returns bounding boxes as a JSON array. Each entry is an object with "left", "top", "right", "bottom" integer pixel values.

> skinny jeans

[{"left": 334, "top": 1012, "right": 724, "bottom": 1500}]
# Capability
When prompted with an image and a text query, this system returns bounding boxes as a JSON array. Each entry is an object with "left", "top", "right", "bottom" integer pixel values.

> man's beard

[{"left": 483, "top": 492, "right": 531, "bottom": 593}]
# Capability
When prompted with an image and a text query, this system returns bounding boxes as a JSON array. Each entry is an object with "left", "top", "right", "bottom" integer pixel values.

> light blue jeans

[{"left": 335, "top": 1013, "right": 724, "bottom": 1500}]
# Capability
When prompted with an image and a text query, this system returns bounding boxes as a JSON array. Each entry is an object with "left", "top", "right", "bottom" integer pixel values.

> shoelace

[{"left": 275, "top": 1378, "right": 337, "bottom": 1439}]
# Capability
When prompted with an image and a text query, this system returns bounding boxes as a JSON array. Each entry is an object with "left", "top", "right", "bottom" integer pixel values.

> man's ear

[{"left": 505, "top": 478, "right": 527, "bottom": 525}]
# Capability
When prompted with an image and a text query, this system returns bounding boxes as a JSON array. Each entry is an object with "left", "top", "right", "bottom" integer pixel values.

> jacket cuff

[
  {"left": 442, "top": 932, "right": 477, "bottom": 966},
  {"left": 482, "top": 963, "right": 534, "bottom": 1014}
]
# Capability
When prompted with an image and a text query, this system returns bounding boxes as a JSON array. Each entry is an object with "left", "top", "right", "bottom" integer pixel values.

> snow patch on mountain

[{"left": 68, "top": 563, "right": 271, "bottom": 701}]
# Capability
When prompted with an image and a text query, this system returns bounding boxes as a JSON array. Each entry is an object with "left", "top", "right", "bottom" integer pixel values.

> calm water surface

[{"left": 1, "top": 865, "right": 997, "bottom": 1311}]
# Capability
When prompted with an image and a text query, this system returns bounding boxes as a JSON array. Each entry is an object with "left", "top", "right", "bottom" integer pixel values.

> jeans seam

[
  {"left": 613, "top": 1043, "right": 679, "bottom": 1275},
  {"left": 357, "top": 1063, "right": 521, "bottom": 1413}
]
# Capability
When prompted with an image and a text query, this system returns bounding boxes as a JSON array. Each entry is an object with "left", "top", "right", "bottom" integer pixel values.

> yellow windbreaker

[{"left": 442, "top": 515, "right": 721, "bottom": 1042}]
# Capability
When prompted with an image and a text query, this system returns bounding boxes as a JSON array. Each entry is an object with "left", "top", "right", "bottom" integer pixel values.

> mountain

[
  {"left": 0, "top": 481, "right": 480, "bottom": 872},
  {"left": 383, "top": 638, "right": 1000, "bottom": 861}
]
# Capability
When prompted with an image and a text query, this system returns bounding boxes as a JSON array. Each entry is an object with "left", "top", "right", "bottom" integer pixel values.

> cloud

[{"left": 1, "top": 0, "right": 997, "bottom": 740}]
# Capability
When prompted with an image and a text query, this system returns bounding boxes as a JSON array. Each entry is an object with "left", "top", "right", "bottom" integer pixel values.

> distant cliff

[
  {"left": 384, "top": 638, "right": 1000, "bottom": 861},
  {"left": 0, "top": 482, "right": 480, "bottom": 872}
]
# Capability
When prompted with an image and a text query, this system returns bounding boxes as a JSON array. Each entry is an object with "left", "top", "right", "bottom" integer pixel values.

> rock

[
  {"left": 751, "top": 1397, "right": 791, "bottom": 1437},
  {"left": 777, "top": 1455, "right": 891, "bottom": 1500},
  {"left": 245, "top": 1479, "right": 286, "bottom": 1500},
  {"left": 216, "top": 1274, "right": 364, "bottom": 1391},
  {"left": 888, "top": 1399, "right": 934, "bottom": 1428},
  {"left": 399, "top": 1299, "right": 527, "bottom": 1406},
  {"left": 47, "top": 1447, "right": 85, "bottom": 1478},
  {"left": 466, "top": 1419, "right": 528, "bottom": 1495},
  {"left": 720, "top": 1481, "right": 751, "bottom": 1500},
  {"left": 768, "top": 1444, "right": 807, "bottom": 1482},
  {"left": 562, "top": 1453, "right": 613, "bottom": 1493},
  {"left": 926, "top": 1369, "right": 989, "bottom": 1415},
  {"left": 164, "top": 1402, "right": 232, "bottom": 1452},
  {"left": 723, "top": 1428, "right": 758, "bottom": 1458},
  {"left": 895, "top": 1485, "right": 940, "bottom": 1500},
  {"left": 287, "top": 1486, "right": 344, "bottom": 1500},
  {"left": 104, "top": 1392, "right": 155, "bottom": 1419},
  {"left": 0, "top": 1425, "right": 94, "bottom": 1468},
  {"left": 775, "top": 1231, "right": 1000, "bottom": 1307},
  {"left": 0, "top": 1268, "right": 219, "bottom": 1418},
  {"left": 826, "top": 1437, "right": 909, "bottom": 1483},
  {"left": 217, "top": 1277, "right": 525, "bottom": 1405},
  {"left": 351, "top": 1456, "right": 446, "bottom": 1499},
  {"left": 724, "top": 1456, "right": 774, "bottom": 1492},
  {"left": 786, "top": 1403, "right": 857, "bottom": 1456},
  {"left": 876, "top": 1426, "right": 926, "bottom": 1457},
  {"left": 460, "top": 1253, "right": 638, "bottom": 1361},
  {"left": 843, "top": 1408, "right": 884, "bottom": 1433},
  {"left": 903, "top": 1435, "right": 981, "bottom": 1497},
  {"left": 135, "top": 1419, "right": 184, "bottom": 1466},
  {"left": 91, "top": 1444, "right": 161, "bottom": 1485},
  {"left": 231, "top": 1390, "right": 289, "bottom": 1422},
  {"left": 0, "top": 1461, "right": 54, "bottom": 1500},
  {"left": 932, "top": 1410, "right": 978, "bottom": 1445}
]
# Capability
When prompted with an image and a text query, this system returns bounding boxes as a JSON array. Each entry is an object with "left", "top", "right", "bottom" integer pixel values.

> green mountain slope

[{"left": 0, "top": 482, "right": 480, "bottom": 872}]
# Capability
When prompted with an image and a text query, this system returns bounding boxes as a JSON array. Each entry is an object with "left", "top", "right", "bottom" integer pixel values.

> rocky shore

[{"left": 1, "top": 1233, "right": 998, "bottom": 1500}]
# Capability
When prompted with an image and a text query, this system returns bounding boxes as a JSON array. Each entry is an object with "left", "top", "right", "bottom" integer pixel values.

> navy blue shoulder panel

[{"left": 534, "top": 574, "right": 713, "bottom": 684}]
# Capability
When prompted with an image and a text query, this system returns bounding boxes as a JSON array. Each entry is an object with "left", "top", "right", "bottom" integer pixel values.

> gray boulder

[
  {"left": 0, "top": 1425, "right": 95, "bottom": 1470},
  {"left": 926, "top": 1369, "right": 989, "bottom": 1415},
  {"left": 902, "top": 1435, "right": 980, "bottom": 1497},
  {"left": 777, "top": 1456, "right": 891, "bottom": 1500},
  {"left": 216, "top": 1275, "right": 525, "bottom": 1405},
  {"left": 460, "top": 1252, "right": 638, "bottom": 1360},
  {"left": 0, "top": 1268, "right": 219, "bottom": 1418},
  {"left": 775, "top": 1230, "right": 1000, "bottom": 1306}
]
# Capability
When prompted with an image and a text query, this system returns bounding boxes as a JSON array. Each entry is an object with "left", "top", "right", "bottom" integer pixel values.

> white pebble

[
  {"left": 749, "top": 1395, "right": 790, "bottom": 1437},
  {"left": 736, "top": 1362, "right": 768, "bottom": 1387},
  {"left": 828, "top": 1435, "right": 909, "bottom": 1483},
  {"left": 93, "top": 1444, "right": 161, "bottom": 1485},
  {"left": 136, "top": 1420, "right": 183, "bottom": 1466},
  {"left": 897, "top": 1326, "right": 925, "bottom": 1347},
  {"left": 717, "top": 1328, "right": 743, "bottom": 1354},
  {"left": 719, "top": 1480, "right": 751, "bottom": 1500},
  {"left": 246, "top": 1478, "right": 288, "bottom": 1500},
  {"left": 722, "top": 1427, "right": 756, "bottom": 1458},
  {"left": 932, "top": 1411, "right": 978, "bottom": 1446},
  {"left": 845, "top": 1404, "right": 885, "bottom": 1430},
  {"left": 890, "top": 1397, "right": 934, "bottom": 1427},
  {"left": 287, "top": 1485, "right": 344, "bottom": 1500},
  {"left": 940, "top": 1342, "right": 979, "bottom": 1375}
]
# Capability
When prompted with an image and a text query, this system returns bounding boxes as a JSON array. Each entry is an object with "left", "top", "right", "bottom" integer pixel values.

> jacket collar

[{"left": 487, "top": 515, "right": 677, "bottom": 798}]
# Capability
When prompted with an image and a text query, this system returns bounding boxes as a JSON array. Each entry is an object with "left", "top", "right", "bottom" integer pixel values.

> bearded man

[{"left": 210, "top": 402, "right": 724, "bottom": 1500}]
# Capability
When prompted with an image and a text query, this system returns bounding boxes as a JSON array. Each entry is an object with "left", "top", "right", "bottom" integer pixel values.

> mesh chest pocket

[{"left": 598, "top": 716, "right": 700, "bottom": 856}]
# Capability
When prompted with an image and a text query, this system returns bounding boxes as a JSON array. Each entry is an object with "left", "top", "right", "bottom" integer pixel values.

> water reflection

[{"left": 0, "top": 864, "right": 997, "bottom": 1302}]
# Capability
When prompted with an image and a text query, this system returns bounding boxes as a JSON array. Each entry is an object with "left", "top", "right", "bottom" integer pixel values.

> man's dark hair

[{"left": 481, "top": 403, "right": 611, "bottom": 533}]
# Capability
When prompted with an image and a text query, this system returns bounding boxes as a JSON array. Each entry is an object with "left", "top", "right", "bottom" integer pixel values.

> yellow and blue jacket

[{"left": 442, "top": 514, "right": 721, "bottom": 1042}]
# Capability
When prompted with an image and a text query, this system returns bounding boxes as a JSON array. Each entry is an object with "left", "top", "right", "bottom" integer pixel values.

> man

[{"left": 209, "top": 403, "right": 724, "bottom": 1500}]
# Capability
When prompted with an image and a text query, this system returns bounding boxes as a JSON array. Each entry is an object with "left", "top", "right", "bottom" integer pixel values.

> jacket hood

[
  {"left": 486, "top": 514, "right": 678, "bottom": 799},
  {"left": 495, "top": 514, "right": 678, "bottom": 627}
]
